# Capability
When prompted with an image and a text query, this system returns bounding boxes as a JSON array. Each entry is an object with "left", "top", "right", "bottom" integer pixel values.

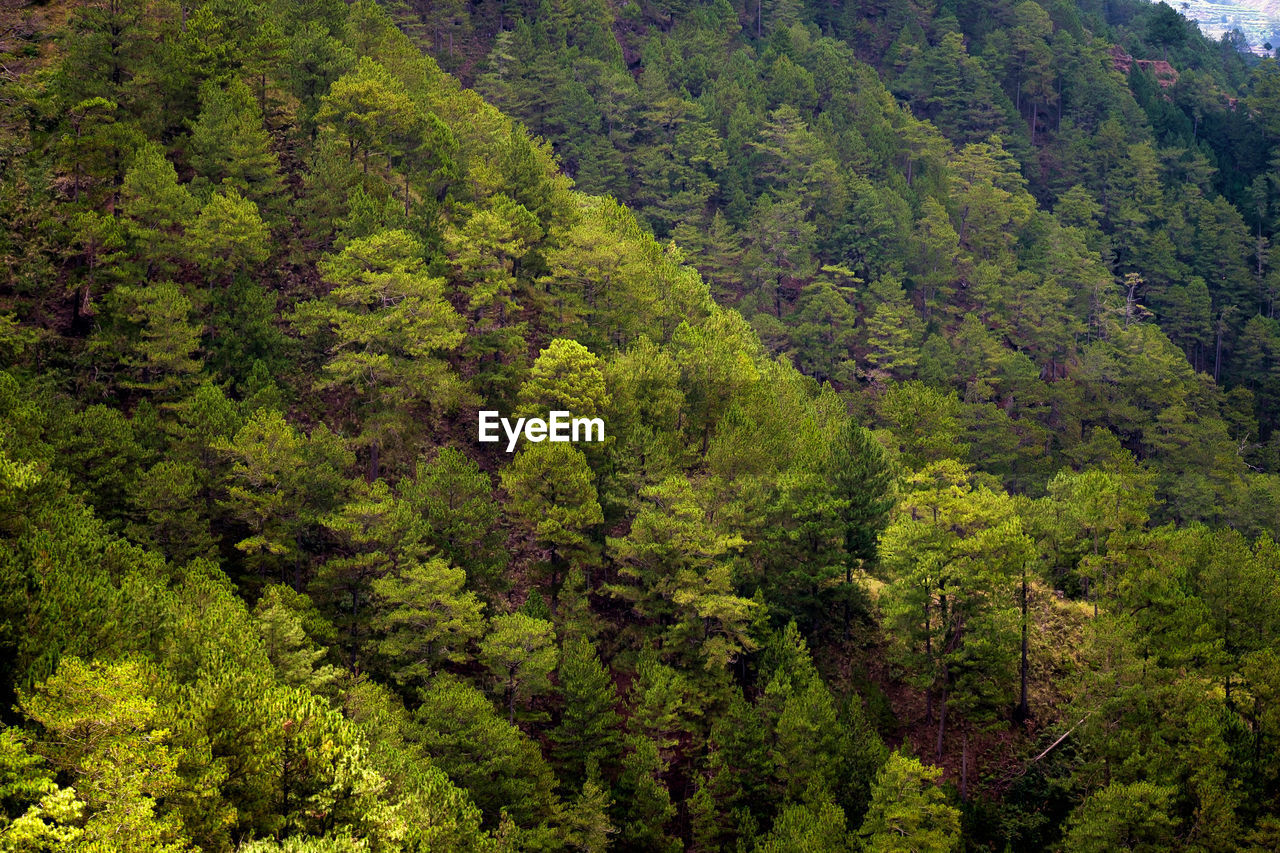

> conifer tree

[
  {"left": 109, "top": 281, "right": 203, "bottom": 402},
  {"left": 187, "top": 79, "right": 284, "bottom": 207},
  {"left": 370, "top": 557, "right": 486, "bottom": 685},
  {"left": 118, "top": 143, "right": 196, "bottom": 272},
  {"left": 500, "top": 443, "right": 603, "bottom": 598},
  {"left": 252, "top": 585, "right": 341, "bottom": 695},
  {"left": 294, "top": 229, "right": 466, "bottom": 474},
  {"left": 860, "top": 751, "right": 960, "bottom": 853},
  {"left": 550, "top": 635, "right": 622, "bottom": 787},
  {"left": 480, "top": 612, "right": 559, "bottom": 723},
  {"left": 188, "top": 189, "right": 271, "bottom": 281},
  {"left": 401, "top": 447, "right": 508, "bottom": 594}
]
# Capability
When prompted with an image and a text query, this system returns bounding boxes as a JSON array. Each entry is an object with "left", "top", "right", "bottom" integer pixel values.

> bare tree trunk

[
  {"left": 350, "top": 589, "right": 360, "bottom": 655},
  {"left": 936, "top": 688, "right": 947, "bottom": 759},
  {"left": 1215, "top": 322, "right": 1223, "bottom": 382},
  {"left": 843, "top": 562, "right": 853, "bottom": 640},
  {"left": 925, "top": 593, "right": 933, "bottom": 722},
  {"left": 1018, "top": 564, "right": 1030, "bottom": 721}
]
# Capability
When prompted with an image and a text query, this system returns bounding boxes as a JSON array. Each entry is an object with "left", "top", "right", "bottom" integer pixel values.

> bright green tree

[
  {"left": 19, "top": 658, "right": 190, "bottom": 853},
  {"left": 859, "top": 751, "right": 960, "bottom": 853},
  {"left": 187, "top": 78, "right": 283, "bottom": 207},
  {"left": 252, "top": 585, "right": 341, "bottom": 695},
  {"left": 608, "top": 475, "right": 757, "bottom": 671},
  {"left": 118, "top": 142, "right": 196, "bottom": 272},
  {"left": 312, "top": 478, "right": 421, "bottom": 656},
  {"left": 879, "top": 462, "right": 1031, "bottom": 773},
  {"left": 370, "top": 557, "right": 486, "bottom": 685},
  {"left": 516, "top": 338, "right": 611, "bottom": 421},
  {"left": 188, "top": 188, "right": 271, "bottom": 280},
  {"left": 1062, "top": 781, "right": 1179, "bottom": 852},
  {"left": 500, "top": 443, "right": 603, "bottom": 598},
  {"left": 401, "top": 447, "right": 508, "bottom": 594},
  {"left": 316, "top": 57, "right": 417, "bottom": 174},
  {"left": 218, "top": 408, "right": 352, "bottom": 584},
  {"left": 756, "top": 792, "right": 853, "bottom": 853},
  {"left": 294, "top": 229, "right": 466, "bottom": 474},
  {"left": 413, "top": 674, "right": 560, "bottom": 829},
  {"left": 0, "top": 728, "right": 85, "bottom": 851},
  {"left": 480, "top": 612, "right": 559, "bottom": 723}
]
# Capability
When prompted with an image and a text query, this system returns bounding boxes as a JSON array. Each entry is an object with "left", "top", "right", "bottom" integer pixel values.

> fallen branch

[{"left": 1031, "top": 713, "right": 1091, "bottom": 763}]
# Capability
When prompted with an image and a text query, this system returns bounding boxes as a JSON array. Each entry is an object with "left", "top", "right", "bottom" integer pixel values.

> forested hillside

[{"left": 1, "top": 0, "right": 1280, "bottom": 849}]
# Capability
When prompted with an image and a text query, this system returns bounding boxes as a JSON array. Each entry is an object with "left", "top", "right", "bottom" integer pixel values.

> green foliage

[
  {"left": 119, "top": 143, "right": 197, "bottom": 270},
  {"left": 187, "top": 79, "right": 284, "bottom": 206},
  {"left": 608, "top": 475, "right": 757, "bottom": 670},
  {"left": 412, "top": 674, "right": 560, "bottom": 829},
  {"left": 516, "top": 338, "right": 611, "bottom": 420},
  {"left": 613, "top": 733, "right": 680, "bottom": 853},
  {"left": 104, "top": 281, "right": 203, "bottom": 401},
  {"left": 480, "top": 612, "right": 558, "bottom": 723},
  {"left": 20, "top": 657, "right": 191, "bottom": 852},
  {"left": 253, "top": 585, "right": 341, "bottom": 694},
  {"left": 879, "top": 462, "right": 1033, "bottom": 757},
  {"left": 550, "top": 635, "right": 622, "bottom": 787},
  {"left": 756, "top": 792, "right": 853, "bottom": 853},
  {"left": 500, "top": 443, "right": 603, "bottom": 595},
  {"left": 401, "top": 447, "right": 507, "bottom": 593},
  {"left": 295, "top": 228, "right": 467, "bottom": 468},
  {"left": 1062, "top": 781, "right": 1179, "bottom": 852},
  {"left": 188, "top": 188, "right": 271, "bottom": 280},
  {"left": 217, "top": 408, "right": 352, "bottom": 582},
  {"left": 859, "top": 752, "right": 961, "bottom": 853},
  {"left": 316, "top": 57, "right": 418, "bottom": 172},
  {"left": 7, "top": 0, "right": 1280, "bottom": 848},
  {"left": 371, "top": 557, "right": 485, "bottom": 684},
  {"left": 0, "top": 728, "right": 86, "bottom": 851}
]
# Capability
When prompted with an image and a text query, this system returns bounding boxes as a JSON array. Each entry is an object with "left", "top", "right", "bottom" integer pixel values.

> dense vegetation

[{"left": 1, "top": 0, "right": 1280, "bottom": 848}]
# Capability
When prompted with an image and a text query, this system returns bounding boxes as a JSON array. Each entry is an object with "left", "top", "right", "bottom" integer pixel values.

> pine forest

[{"left": 2, "top": 0, "right": 1280, "bottom": 848}]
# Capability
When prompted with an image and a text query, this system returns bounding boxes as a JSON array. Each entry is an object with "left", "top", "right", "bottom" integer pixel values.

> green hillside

[{"left": 0, "top": 0, "right": 1279, "bottom": 849}]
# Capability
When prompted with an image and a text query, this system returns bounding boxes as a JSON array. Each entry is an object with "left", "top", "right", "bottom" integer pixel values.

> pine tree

[
  {"left": 252, "top": 585, "right": 341, "bottom": 695},
  {"left": 293, "top": 229, "right": 466, "bottom": 474},
  {"left": 1062, "top": 781, "right": 1178, "bottom": 852},
  {"left": 109, "top": 281, "right": 203, "bottom": 402},
  {"left": 500, "top": 443, "right": 603, "bottom": 599},
  {"left": 316, "top": 57, "right": 418, "bottom": 174},
  {"left": 613, "top": 733, "right": 680, "bottom": 853},
  {"left": 187, "top": 79, "right": 284, "bottom": 207},
  {"left": 480, "top": 612, "right": 558, "bottom": 723},
  {"left": 370, "top": 558, "right": 486, "bottom": 685},
  {"left": 118, "top": 142, "right": 196, "bottom": 273},
  {"left": 550, "top": 635, "right": 622, "bottom": 787},
  {"left": 401, "top": 447, "right": 508, "bottom": 594},
  {"left": 19, "top": 658, "right": 191, "bottom": 852},
  {"left": 757, "top": 793, "right": 853, "bottom": 853},
  {"left": 188, "top": 189, "right": 271, "bottom": 281},
  {"left": 859, "top": 751, "right": 960, "bottom": 853},
  {"left": 516, "top": 338, "right": 611, "bottom": 421},
  {"left": 830, "top": 421, "right": 896, "bottom": 636},
  {"left": 607, "top": 475, "right": 757, "bottom": 670},
  {"left": 413, "top": 674, "right": 560, "bottom": 829}
]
